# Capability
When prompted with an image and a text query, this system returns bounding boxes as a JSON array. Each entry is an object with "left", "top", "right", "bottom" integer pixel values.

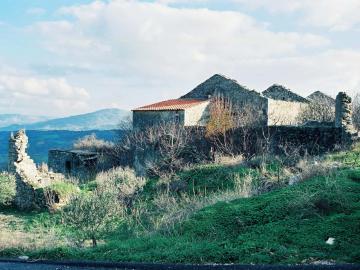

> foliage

[
  {"left": 2, "top": 167, "right": 359, "bottom": 264},
  {"left": 73, "top": 133, "right": 114, "bottom": 152},
  {"left": 205, "top": 96, "right": 235, "bottom": 138},
  {"left": 96, "top": 167, "right": 146, "bottom": 206},
  {"left": 1, "top": 144, "right": 360, "bottom": 264},
  {"left": 61, "top": 185, "right": 123, "bottom": 247},
  {"left": 120, "top": 122, "right": 200, "bottom": 177},
  {"left": 47, "top": 181, "right": 79, "bottom": 199},
  {"left": 0, "top": 172, "right": 16, "bottom": 206}
]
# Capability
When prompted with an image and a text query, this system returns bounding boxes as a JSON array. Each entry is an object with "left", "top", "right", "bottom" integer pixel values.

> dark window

[
  {"left": 65, "top": 161, "right": 71, "bottom": 173},
  {"left": 175, "top": 112, "right": 180, "bottom": 123}
]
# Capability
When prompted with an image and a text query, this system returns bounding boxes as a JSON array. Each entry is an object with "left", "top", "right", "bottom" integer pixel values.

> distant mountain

[
  {"left": 0, "top": 109, "right": 131, "bottom": 131},
  {"left": 0, "top": 114, "right": 50, "bottom": 128}
]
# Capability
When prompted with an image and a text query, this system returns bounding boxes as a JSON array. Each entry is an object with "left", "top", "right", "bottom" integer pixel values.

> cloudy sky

[{"left": 0, "top": 0, "right": 359, "bottom": 117}]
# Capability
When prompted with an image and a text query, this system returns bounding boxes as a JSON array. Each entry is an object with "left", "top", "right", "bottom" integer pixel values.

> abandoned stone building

[
  {"left": 48, "top": 149, "right": 98, "bottom": 180},
  {"left": 132, "top": 74, "right": 318, "bottom": 129}
]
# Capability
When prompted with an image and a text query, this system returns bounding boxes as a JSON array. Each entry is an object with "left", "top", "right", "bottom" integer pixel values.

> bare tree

[
  {"left": 205, "top": 96, "right": 261, "bottom": 157},
  {"left": 298, "top": 98, "right": 335, "bottom": 124},
  {"left": 117, "top": 121, "right": 199, "bottom": 178}
]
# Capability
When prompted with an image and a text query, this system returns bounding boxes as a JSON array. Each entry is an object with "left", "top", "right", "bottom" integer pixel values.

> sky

[{"left": 0, "top": 0, "right": 359, "bottom": 117}]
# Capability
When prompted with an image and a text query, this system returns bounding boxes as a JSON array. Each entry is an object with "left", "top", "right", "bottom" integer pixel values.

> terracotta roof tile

[{"left": 133, "top": 99, "right": 208, "bottom": 111}]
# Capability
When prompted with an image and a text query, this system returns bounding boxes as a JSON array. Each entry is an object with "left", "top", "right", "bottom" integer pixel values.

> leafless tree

[
  {"left": 117, "top": 121, "right": 200, "bottom": 178},
  {"left": 298, "top": 98, "right": 335, "bottom": 124},
  {"left": 205, "top": 96, "right": 261, "bottom": 157}
]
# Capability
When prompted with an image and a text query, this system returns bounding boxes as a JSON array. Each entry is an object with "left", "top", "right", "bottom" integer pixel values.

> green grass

[
  {"left": 47, "top": 181, "right": 79, "bottom": 198},
  {"left": 1, "top": 145, "right": 360, "bottom": 264},
  {"left": 1, "top": 167, "right": 359, "bottom": 264}
]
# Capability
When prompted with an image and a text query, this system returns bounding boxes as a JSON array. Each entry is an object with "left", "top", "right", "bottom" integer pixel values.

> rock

[
  {"left": 18, "top": 255, "right": 29, "bottom": 260},
  {"left": 326, "top": 237, "right": 335, "bottom": 245}
]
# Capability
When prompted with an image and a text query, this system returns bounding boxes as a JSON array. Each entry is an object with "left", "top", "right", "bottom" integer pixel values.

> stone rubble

[{"left": 8, "top": 129, "right": 63, "bottom": 209}]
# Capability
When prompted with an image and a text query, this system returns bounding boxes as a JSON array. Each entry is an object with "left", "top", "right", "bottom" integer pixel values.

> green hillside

[{"left": 1, "top": 145, "right": 360, "bottom": 264}]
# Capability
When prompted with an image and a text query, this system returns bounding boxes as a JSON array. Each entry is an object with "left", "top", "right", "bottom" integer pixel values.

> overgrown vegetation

[
  {"left": 1, "top": 144, "right": 360, "bottom": 264},
  {"left": 0, "top": 172, "right": 16, "bottom": 207}
]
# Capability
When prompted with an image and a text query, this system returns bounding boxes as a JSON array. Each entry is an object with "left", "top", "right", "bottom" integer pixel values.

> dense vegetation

[{"left": 1, "top": 144, "right": 360, "bottom": 264}]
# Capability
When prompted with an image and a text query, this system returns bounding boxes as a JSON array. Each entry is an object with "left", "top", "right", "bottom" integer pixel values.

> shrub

[
  {"left": 61, "top": 186, "right": 123, "bottom": 247},
  {"left": 73, "top": 134, "right": 114, "bottom": 152},
  {"left": 0, "top": 172, "right": 16, "bottom": 206},
  {"left": 96, "top": 167, "right": 146, "bottom": 206}
]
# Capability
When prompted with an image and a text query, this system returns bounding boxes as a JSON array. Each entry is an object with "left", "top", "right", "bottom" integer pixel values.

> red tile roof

[{"left": 133, "top": 99, "right": 208, "bottom": 111}]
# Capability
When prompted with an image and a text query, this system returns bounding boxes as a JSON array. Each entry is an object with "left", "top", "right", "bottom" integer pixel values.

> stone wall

[
  {"left": 48, "top": 149, "right": 98, "bottom": 181},
  {"left": 267, "top": 99, "right": 306, "bottom": 126},
  {"left": 8, "top": 130, "right": 61, "bottom": 209},
  {"left": 335, "top": 92, "right": 358, "bottom": 143},
  {"left": 133, "top": 110, "right": 185, "bottom": 129},
  {"left": 184, "top": 101, "right": 210, "bottom": 126}
]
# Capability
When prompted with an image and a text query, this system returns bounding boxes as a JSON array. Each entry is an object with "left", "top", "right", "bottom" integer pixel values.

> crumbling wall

[
  {"left": 335, "top": 92, "right": 358, "bottom": 143},
  {"left": 8, "top": 130, "right": 62, "bottom": 209}
]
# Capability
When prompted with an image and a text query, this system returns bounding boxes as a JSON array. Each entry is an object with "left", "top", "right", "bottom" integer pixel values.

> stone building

[
  {"left": 132, "top": 74, "right": 310, "bottom": 128},
  {"left": 48, "top": 149, "right": 98, "bottom": 180},
  {"left": 132, "top": 99, "right": 210, "bottom": 129}
]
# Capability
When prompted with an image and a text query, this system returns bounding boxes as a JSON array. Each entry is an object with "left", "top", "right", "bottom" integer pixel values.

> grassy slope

[
  {"left": 1, "top": 148, "right": 360, "bottom": 264},
  {"left": 2, "top": 168, "right": 360, "bottom": 264}
]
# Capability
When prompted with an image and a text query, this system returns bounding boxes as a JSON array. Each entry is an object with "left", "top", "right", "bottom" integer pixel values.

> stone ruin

[
  {"left": 335, "top": 92, "right": 359, "bottom": 143},
  {"left": 8, "top": 130, "right": 64, "bottom": 209}
]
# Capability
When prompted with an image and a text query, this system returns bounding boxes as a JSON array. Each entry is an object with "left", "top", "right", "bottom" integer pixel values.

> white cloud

[
  {"left": 32, "top": 0, "right": 330, "bottom": 81},
  {"left": 0, "top": 70, "right": 90, "bottom": 116},
  {"left": 234, "top": 0, "right": 360, "bottom": 31},
  {"left": 2, "top": 0, "right": 359, "bottom": 115}
]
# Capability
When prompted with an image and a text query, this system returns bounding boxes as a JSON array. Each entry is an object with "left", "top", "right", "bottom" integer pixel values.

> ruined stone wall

[
  {"left": 184, "top": 101, "right": 210, "bottom": 126},
  {"left": 335, "top": 92, "right": 358, "bottom": 143},
  {"left": 48, "top": 150, "right": 98, "bottom": 181},
  {"left": 133, "top": 110, "right": 185, "bottom": 129},
  {"left": 8, "top": 130, "right": 62, "bottom": 209}
]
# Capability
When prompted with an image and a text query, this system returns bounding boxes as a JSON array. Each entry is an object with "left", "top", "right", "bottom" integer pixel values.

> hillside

[
  {"left": 1, "top": 144, "right": 359, "bottom": 264},
  {"left": 0, "top": 109, "right": 131, "bottom": 131}
]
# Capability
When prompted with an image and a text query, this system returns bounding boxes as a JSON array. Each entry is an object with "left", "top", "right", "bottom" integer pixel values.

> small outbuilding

[
  {"left": 132, "top": 98, "right": 210, "bottom": 129},
  {"left": 48, "top": 149, "right": 98, "bottom": 180}
]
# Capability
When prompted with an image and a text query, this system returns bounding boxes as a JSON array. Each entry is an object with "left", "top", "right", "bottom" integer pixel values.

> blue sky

[{"left": 0, "top": 0, "right": 359, "bottom": 116}]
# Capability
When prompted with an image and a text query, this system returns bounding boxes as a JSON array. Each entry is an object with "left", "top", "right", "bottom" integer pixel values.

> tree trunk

[{"left": 92, "top": 237, "right": 97, "bottom": 247}]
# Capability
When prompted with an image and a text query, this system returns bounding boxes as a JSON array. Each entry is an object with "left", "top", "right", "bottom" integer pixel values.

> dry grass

[{"left": 0, "top": 213, "right": 62, "bottom": 250}]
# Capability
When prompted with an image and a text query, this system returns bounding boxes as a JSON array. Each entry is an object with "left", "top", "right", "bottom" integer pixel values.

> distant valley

[{"left": 0, "top": 108, "right": 131, "bottom": 131}]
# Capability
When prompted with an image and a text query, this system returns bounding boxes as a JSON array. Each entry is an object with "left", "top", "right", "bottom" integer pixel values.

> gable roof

[
  {"left": 262, "top": 84, "right": 309, "bottom": 103},
  {"left": 132, "top": 99, "right": 208, "bottom": 111},
  {"left": 180, "top": 74, "right": 261, "bottom": 100},
  {"left": 307, "top": 91, "right": 335, "bottom": 105}
]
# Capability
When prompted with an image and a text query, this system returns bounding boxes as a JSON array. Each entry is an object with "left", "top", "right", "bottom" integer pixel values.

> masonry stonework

[
  {"left": 335, "top": 92, "right": 358, "bottom": 143},
  {"left": 8, "top": 130, "right": 62, "bottom": 209}
]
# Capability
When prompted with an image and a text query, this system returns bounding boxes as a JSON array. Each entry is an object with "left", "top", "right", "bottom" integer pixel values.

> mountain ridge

[{"left": 0, "top": 108, "right": 131, "bottom": 131}]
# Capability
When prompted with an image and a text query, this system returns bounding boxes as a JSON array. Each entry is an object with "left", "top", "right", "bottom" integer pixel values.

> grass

[
  {"left": 1, "top": 145, "right": 360, "bottom": 264},
  {"left": 1, "top": 167, "right": 359, "bottom": 264}
]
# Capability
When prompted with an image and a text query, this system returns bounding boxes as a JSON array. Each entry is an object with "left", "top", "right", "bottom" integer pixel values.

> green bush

[
  {"left": 61, "top": 187, "right": 123, "bottom": 247},
  {"left": 0, "top": 172, "right": 16, "bottom": 206},
  {"left": 96, "top": 167, "right": 146, "bottom": 205},
  {"left": 48, "top": 181, "right": 79, "bottom": 199}
]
